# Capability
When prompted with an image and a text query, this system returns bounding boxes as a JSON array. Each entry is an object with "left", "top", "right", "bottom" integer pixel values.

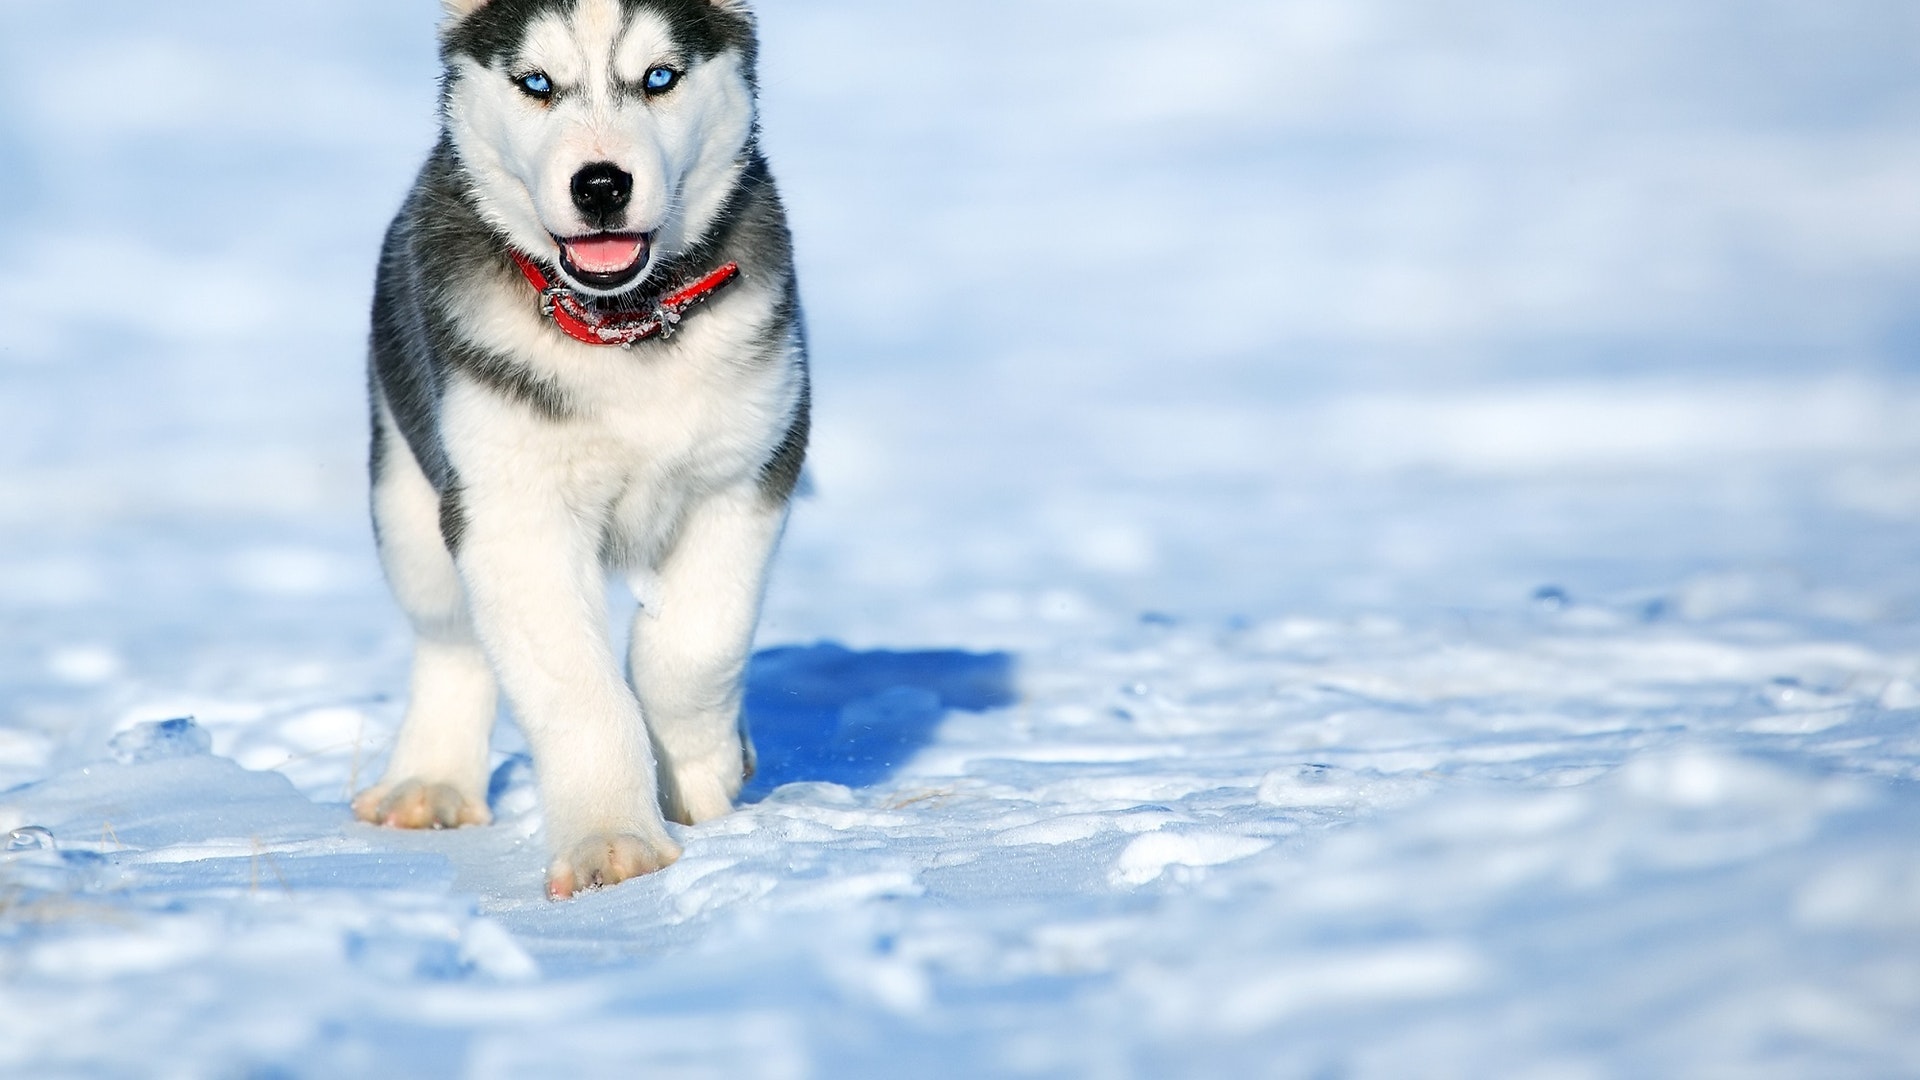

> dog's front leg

[
  {"left": 456, "top": 485, "right": 681, "bottom": 899},
  {"left": 353, "top": 406, "right": 498, "bottom": 831}
]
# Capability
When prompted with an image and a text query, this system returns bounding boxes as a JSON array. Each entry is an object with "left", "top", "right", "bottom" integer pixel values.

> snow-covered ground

[{"left": 4, "top": 1, "right": 1920, "bottom": 1076}]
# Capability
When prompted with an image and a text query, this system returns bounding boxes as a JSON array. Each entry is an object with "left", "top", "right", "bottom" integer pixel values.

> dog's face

[{"left": 440, "top": 0, "right": 758, "bottom": 296}]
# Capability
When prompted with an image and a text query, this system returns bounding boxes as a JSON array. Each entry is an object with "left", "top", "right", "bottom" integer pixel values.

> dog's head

[{"left": 439, "top": 0, "right": 758, "bottom": 296}]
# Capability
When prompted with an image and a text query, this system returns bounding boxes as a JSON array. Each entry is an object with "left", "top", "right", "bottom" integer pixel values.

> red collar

[{"left": 509, "top": 249, "right": 741, "bottom": 348}]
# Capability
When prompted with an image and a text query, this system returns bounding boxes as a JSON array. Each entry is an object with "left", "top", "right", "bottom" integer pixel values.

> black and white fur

[{"left": 354, "top": 0, "right": 807, "bottom": 899}]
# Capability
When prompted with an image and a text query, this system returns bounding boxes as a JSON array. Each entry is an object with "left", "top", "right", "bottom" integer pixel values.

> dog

[{"left": 351, "top": 0, "right": 808, "bottom": 900}]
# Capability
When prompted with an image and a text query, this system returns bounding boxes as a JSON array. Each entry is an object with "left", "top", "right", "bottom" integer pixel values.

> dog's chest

[{"left": 442, "top": 278, "right": 795, "bottom": 543}]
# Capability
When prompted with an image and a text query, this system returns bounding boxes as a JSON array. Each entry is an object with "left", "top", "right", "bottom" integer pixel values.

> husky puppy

[{"left": 353, "top": 0, "right": 807, "bottom": 899}]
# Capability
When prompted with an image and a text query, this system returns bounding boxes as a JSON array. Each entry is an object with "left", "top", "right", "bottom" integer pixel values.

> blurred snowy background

[{"left": 2, "top": 1, "right": 1919, "bottom": 1076}]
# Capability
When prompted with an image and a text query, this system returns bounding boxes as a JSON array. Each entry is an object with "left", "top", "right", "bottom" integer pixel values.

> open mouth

[{"left": 555, "top": 232, "right": 651, "bottom": 291}]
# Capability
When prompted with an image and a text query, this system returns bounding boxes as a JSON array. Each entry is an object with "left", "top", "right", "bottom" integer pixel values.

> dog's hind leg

[
  {"left": 353, "top": 401, "right": 498, "bottom": 830},
  {"left": 631, "top": 484, "right": 788, "bottom": 826}
]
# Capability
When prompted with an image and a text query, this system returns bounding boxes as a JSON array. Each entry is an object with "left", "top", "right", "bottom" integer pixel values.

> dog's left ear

[{"left": 706, "top": 0, "right": 753, "bottom": 13}]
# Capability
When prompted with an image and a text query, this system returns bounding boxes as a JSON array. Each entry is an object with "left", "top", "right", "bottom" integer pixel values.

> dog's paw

[
  {"left": 668, "top": 749, "right": 756, "bottom": 822},
  {"left": 662, "top": 751, "right": 747, "bottom": 826},
  {"left": 352, "top": 780, "right": 491, "bottom": 830},
  {"left": 547, "top": 832, "right": 681, "bottom": 900},
  {"left": 665, "top": 771, "right": 737, "bottom": 827}
]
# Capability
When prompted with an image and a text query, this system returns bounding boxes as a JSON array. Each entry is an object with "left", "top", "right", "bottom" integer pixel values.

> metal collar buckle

[{"left": 539, "top": 285, "right": 575, "bottom": 320}]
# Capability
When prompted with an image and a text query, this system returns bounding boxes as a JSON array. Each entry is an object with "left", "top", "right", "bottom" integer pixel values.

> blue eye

[
  {"left": 645, "top": 67, "right": 678, "bottom": 93},
  {"left": 518, "top": 71, "right": 553, "bottom": 99}
]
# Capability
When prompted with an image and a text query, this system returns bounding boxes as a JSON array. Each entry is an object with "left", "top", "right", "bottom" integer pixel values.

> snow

[{"left": 3, "top": 0, "right": 1920, "bottom": 1076}]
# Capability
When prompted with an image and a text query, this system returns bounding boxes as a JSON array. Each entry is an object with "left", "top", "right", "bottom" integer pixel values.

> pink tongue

[{"left": 564, "top": 236, "right": 646, "bottom": 274}]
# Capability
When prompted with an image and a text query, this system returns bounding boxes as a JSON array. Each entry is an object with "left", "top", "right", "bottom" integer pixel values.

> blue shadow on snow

[{"left": 739, "top": 643, "right": 1018, "bottom": 799}]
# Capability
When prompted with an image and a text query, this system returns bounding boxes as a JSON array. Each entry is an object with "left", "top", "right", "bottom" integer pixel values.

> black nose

[{"left": 570, "top": 162, "right": 632, "bottom": 225}]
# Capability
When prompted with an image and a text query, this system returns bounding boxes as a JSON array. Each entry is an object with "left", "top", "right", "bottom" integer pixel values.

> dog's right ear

[{"left": 440, "top": 0, "right": 494, "bottom": 24}]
